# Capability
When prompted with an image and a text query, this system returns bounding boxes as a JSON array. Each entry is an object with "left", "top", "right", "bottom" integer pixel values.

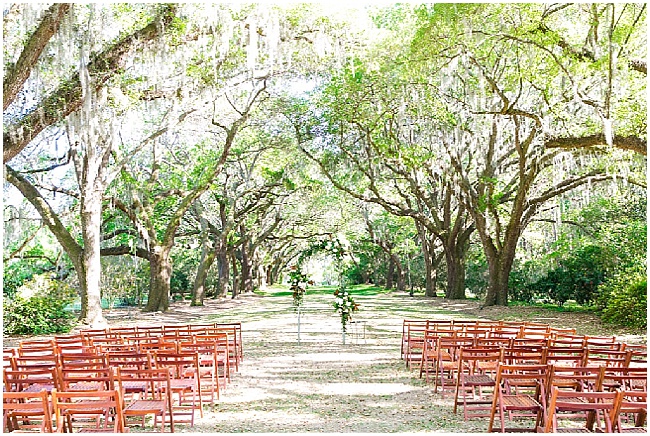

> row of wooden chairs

[
  {"left": 4, "top": 388, "right": 125, "bottom": 433},
  {"left": 401, "top": 319, "right": 646, "bottom": 370},
  {"left": 4, "top": 351, "right": 203, "bottom": 432},
  {"left": 420, "top": 335, "right": 646, "bottom": 389},
  {"left": 486, "top": 363, "right": 647, "bottom": 433},
  {"left": 5, "top": 337, "right": 231, "bottom": 399},
  {"left": 3, "top": 321, "right": 244, "bottom": 432},
  {"left": 417, "top": 343, "right": 646, "bottom": 432}
]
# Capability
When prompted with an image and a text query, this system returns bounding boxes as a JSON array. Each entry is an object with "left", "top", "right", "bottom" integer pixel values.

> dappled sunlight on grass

[
  {"left": 269, "top": 352, "right": 396, "bottom": 364},
  {"left": 201, "top": 409, "right": 322, "bottom": 429},
  {"left": 307, "top": 382, "right": 417, "bottom": 396}
]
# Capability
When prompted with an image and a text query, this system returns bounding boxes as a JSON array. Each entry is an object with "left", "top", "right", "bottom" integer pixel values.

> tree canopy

[{"left": 3, "top": 3, "right": 645, "bottom": 331}]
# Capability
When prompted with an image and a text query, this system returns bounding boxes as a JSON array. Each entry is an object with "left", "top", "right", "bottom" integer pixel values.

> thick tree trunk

[
  {"left": 266, "top": 265, "right": 273, "bottom": 286},
  {"left": 78, "top": 189, "right": 106, "bottom": 327},
  {"left": 444, "top": 247, "right": 466, "bottom": 299},
  {"left": 191, "top": 248, "right": 216, "bottom": 306},
  {"left": 216, "top": 242, "right": 230, "bottom": 298},
  {"left": 484, "top": 257, "right": 510, "bottom": 306},
  {"left": 231, "top": 249, "right": 240, "bottom": 299},
  {"left": 144, "top": 247, "right": 171, "bottom": 312},
  {"left": 386, "top": 255, "right": 395, "bottom": 289},
  {"left": 258, "top": 263, "right": 268, "bottom": 289},
  {"left": 392, "top": 254, "right": 406, "bottom": 292},
  {"left": 5, "top": 165, "right": 106, "bottom": 325},
  {"left": 240, "top": 243, "right": 254, "bottom": 293}
]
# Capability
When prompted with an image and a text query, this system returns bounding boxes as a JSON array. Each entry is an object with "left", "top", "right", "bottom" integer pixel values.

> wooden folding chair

[
  {"left": 51, "top": 388, "right": 126, "bottom": 433},
  {"left": 179, "top": 340, "right": 223, "bottom": 403},
  {"left": 487, "top": 363, "right": 550, "bottom": 432},
  {"left": 152, "top": 351, "right": 203, "bottom": 426},
  {"left": 58, "top": 366, "right": 115, "bottom": 392},
  {"left": 194, "top": 333, "right": 233, "bottom": 382},
  {"left": 59, "top": 353, "right": 107, "bottom": 368},
  {"left": 475, "top": 337, "right": 513, "bottom": 349},
  {"left": 544, "top": 346, "right": 587, "bottom": 367},
  {"left": 4, "top": 367, "right": 58, "bottom": 394},
  {"left": 601, "top": 367, "right": 648, "bottom": 393},
  {"left": 501, "top": 345, "right": 547, "bottom": 365},
  {"left": 402, "top": 320, "right": 429, "bottom": 369},
  {"left": 3, "top": 389, "right": 53, "bottom": 433},
  {"left": 583, "top": 335, "right": 621, "bottom": 350},
  {"left": 584, "top": 348, "right": 629, "bottom": 368},
  {"left": 549, "top": 327, "right": 578, "bottom": 336},
  {"left": 139, "top": 340, "right": 179, "bottom": 355},
  {"left": 19, "top": 338, "right": 56, "bottom": 350},
  {"left": 10, "top": 353, "right": 60, "bottom": 373},
  {"left": 453, "top": 347, "right": 503, "bottom": 420},
  {"left": 418, "top": 329, "right": 455, "bottom": 382},
  {"left": 434, "top": 336, "right": 475, "bottom": 397},
  {"left": 216, "top": 322, "right": 243, "bottom": 362},
  {"left": 614, "top": 390, "right": 647, "bottom": 433},
  {"left": 208, "top": 325, "right": 241, "bottom": 371},
  {"left": 543, "top": 386, "right": 622, "bottom": 433},
  {"left": 107, "top": 352, "right": 153, "bottom": 397},
  {"left": 117, "top": 367, "right": 174, "bottom": 432},
  {"left": 547, "top": 365, "right": 606, "bottom": 396}
]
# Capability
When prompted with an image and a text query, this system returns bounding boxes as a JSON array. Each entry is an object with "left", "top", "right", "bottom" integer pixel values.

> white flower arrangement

[{"left": 333, "top": 287, "right": 359, "bottom": 333}]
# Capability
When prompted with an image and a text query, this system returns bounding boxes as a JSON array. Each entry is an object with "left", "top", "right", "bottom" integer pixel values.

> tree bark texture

[
  {"left": 216, "top": 241, "right": 230, "bottom": 298},
  {"left": 416, "top": 222, "right": 437, "bottom": 297},
  {"left": 144, "top": 247, "right": 171, "bottom": 312},
  {"left": 78, "top": 186, "right": 106, "bottom": 327},
  {"left": 386, "top": 255, "right": 395, "bottom": 289},
  {"left": 191, "top": 248, "right": 216, "bottom": 306},
  {"left": 231, "top": 250, "right": 240, "bottom": 298}
]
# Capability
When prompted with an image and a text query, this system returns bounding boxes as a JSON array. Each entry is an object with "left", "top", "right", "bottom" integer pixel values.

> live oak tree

[
  {"left": 412, "top": 3, "right": 645, "bottom": 306},
  {"left": 4, "top": 4, "right": 181, "bottom": 326},
  {"left": 293, "top": 65, "right": 475, "bottom": 299}
]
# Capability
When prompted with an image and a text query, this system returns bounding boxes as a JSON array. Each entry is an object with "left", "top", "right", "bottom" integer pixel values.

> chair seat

[
  {"left": 169, "top": 379, "right": 194, "bottom": 388},
  {"left": 463, "top": 374, "right": 495, "bottom": 386},
  {"left": 68, "top": 381, "right": 106, "bottom": 391},
  {"left": 6, "top": 406, "right": 47, "bottom": 415},
  {"left": 120, "top": 381, "right": 148, "bottom": 393},
  {"left": 22, "top": 383, "right": 55, "bottom": 393},
  {"left": 502, "top": 395, "right": 542, "bottom": 410},
  {"left": 125, "top": 400, "right": 166, "bottom": 414}
]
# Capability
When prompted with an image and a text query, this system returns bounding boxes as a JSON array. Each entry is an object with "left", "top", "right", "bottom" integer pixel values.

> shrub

[
  {"left": 3, "top": 275, "right": 77, "bottom": 335},
  {"left": 601, "top": 278, "right": 647, "bottom": 329}
]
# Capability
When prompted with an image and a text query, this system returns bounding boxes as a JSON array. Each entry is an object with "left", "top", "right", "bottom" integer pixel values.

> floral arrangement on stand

[
  {"left": 289, "top": 266, "right": 310, "bottom": 312},
  {"left": 289, "top": 265, "right": 312, "bottom": 344},
  {"left": 333, "top": 286, "right": 359, "bottom": 335}
]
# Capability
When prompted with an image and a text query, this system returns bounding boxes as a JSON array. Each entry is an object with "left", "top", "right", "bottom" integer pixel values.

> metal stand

[{"left": 297, "top": 307, "right": 301, "bottom": 344}]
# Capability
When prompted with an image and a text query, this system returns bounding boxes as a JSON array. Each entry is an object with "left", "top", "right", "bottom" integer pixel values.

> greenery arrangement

[
  {"left": 289, "top": 266, "right": 311, "bottom": 311},
  {"left": 333, "top": 286, "right": 359, "bottom": 333}
]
